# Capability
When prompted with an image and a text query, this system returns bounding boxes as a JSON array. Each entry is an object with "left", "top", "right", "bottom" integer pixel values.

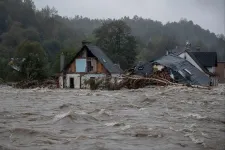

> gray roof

[
  {"left": 134, "top": 61, "right": 153, "bottom": 76},
  {"left": 63, "top": 44, "right": 123, "bottom": 74},
  {"left": 85, "top": 45, "right": 123, "bottom": 74},
  {"left": 154, "top": 54, "right": 210, "bottom": 86},
  {"left": 169, "top": 47, "right": 186, "bottom": 56}
]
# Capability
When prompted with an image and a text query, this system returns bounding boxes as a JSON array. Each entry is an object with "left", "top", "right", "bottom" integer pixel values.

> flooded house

[
  {"left": 130, "top": 53, "right": 212, "bottom": 86},
  {"left": 59, "top": 42, "right": 123, "bottom": 89},
  {"left": 153, "top": 54, "right": 211, "bottom": 86}
]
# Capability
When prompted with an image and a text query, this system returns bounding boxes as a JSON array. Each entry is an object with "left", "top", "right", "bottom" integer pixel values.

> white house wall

[
  {"left": 63, "top": 73, "right": 122, "bottom": 89},
  {"left": 179, "top": 52, "right": 204, "bottom": 73},
  {"left": 59, "top": 76, "right": 63, "bottom": 89},
  {"left": 66, "top": 74, "right": 81, "bottom": 89},
  {"left": 207, "top": 67, "right": 215, "bottom": 73}
]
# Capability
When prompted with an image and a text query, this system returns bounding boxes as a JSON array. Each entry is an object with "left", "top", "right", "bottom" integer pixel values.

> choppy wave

[{"left": 0, "top": 85, "right": 224, "bottom": 150}]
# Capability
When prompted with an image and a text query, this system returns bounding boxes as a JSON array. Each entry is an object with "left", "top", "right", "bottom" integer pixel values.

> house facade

[
  {"left": 59, "top": 43, "right": 122, "bottom": 89},
  {"left": 216, "top": 61, "right": 225, "bottom": 83}
]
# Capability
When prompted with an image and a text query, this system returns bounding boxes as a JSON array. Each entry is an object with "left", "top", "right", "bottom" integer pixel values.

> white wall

[
  {"left": 66, "top": 74, "right": 80, "bottom": 89},
  {"left": 179, "top": 52, "right": 204, "bottom": 73},
  {"left": 59, "top": 76, "right": 63, "bottom": 89},
  {"left": 207, "top": 67, "right": 215, "bottom": 73},
  {"left": 63, "top": 73, "right": 122, "bottom": 89}
]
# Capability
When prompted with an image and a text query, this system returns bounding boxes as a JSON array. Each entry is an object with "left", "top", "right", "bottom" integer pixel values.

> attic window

[
  {"left": 102, "top": 59, "right": 106, "bottom": 63},
  {"left": 183, "top": 69, "right": 192, "bottom": 76},
  {"left": 138, "top": 66, "right": 144, "bottom": 70}
]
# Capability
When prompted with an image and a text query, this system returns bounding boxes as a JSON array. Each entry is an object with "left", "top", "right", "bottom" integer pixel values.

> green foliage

[
  {"left": 43, "top": 39, "right": 61, "bottom": 59},
  {"left": 15, "top": 41, "right": 49, "bottom": 80},
  {"left": 94, "top": 20, "right": 137, "bottom": 69}
]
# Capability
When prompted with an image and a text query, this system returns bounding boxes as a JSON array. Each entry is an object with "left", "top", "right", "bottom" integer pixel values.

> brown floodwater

[{"left": 0, "top": 85, "right": 224, "bottom": 150}]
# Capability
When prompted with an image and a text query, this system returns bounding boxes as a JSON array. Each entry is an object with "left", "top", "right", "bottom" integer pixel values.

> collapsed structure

[
  {"left": 131, "top": 46, "right": 218, "bottom": 87},
  {"left": 153, "top": 54, "right": 211, "bottom": 86}
]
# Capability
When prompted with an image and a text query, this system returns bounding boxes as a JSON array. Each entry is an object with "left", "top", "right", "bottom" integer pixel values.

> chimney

[
  {"left": 60, "top": 52, "right": 65, "bottom": 72},
  {"left": 82, "top": 40, "right": 91, "bottom": 46}
]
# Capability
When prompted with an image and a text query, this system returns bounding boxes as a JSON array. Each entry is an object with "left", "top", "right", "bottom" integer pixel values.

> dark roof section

[
  {"left": 190, "top": 52, "right": 217, "bottom": 67},
  {"left": 134, "top": 61, "right": 153, "bottom": 76},
  {"left": 86, "top": 45, "right": 123, "bottom": 74},
  {"left": 186, "top": 51, "right": 213, "bottom": 75},
  {"left": 63, "top": 44, "right": 123, "bottom": 74},
  {"left": 154, "top": 54, "right": 210, "bottom": 86}
]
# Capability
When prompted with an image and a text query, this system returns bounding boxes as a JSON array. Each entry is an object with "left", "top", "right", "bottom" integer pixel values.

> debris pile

[
  {"left": 150, "top": 68, "right": 172, "bottom": 82},
  {"left": 13, "top": 79, "right": 57, "bottom": 89}
]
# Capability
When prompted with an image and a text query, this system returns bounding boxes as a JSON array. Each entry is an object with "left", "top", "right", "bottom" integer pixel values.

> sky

[{"left": 33, "top": 0, "right": 225, "bottom": 35}]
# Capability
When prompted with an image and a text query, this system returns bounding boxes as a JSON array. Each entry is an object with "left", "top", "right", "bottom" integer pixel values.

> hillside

[{"left": 0, "top": 0, "right": 224, "bottom": 81}]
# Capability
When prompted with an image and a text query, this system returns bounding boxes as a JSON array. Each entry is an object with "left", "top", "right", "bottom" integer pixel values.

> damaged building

[
  {"left": 132, "top": 54, "right": 213, "bottom": 86},
  {"left": 153, "top": 54, "right": 211, "bottom": 86},
  {"left": 170, "top": 47, "right": 218, "bottom": 85},
  {"left": 59, "top": 42, "right": 123, "bottom": 89}
]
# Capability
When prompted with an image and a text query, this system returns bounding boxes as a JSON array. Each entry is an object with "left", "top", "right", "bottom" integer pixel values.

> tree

[
  {"left": 94, "top": 20, "right": 137, "bottom": 69},
  {"left": 0, "top": 1, "right": 8, "bottom": 34},
  {"left": 22, "top": 27, "right": 40, "bottom": 42},
  {"left": 15, "top": 41, "right": 49, "bottom": 80}
]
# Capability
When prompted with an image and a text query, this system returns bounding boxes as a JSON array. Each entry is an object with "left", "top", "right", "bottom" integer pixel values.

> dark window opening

[
  {"left": 69, "top": 78, "right": 74, "bottom": 88},
  {"left": 87, "top": 50, "right": 95, "bottom": 57},
  {"left": 87, "top": 60, "right": 93, "bottom": 72}
]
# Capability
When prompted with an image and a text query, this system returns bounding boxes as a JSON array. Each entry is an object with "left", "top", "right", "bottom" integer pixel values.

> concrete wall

[
  {"left": 59, "top": 76, "right": 63, "bottom": 89},
  {"left": 216, "top": 62, "right": 225, "bottom": 83},
  {"left": 66, "top": 74, "right": 81, "bottom": 89}
]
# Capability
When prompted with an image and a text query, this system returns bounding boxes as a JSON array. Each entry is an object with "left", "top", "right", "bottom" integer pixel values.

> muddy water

[{"left": 0, "top": 85, "right": 224, "bottom": 150}]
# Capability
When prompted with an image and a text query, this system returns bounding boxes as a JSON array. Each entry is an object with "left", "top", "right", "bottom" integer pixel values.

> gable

[
  {"left": 63, "top": 45, "right": 123, "bottom": 74},
  {"left": 66, "top": 48, "right": 109, "bottom": 74},
  {"left": 178, "top": 52, "right": 204, "bottom": 73}
]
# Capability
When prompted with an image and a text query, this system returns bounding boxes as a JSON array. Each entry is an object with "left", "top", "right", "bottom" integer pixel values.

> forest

[{"left": 0, "top": 0, "right": 224, "bottom": 82}]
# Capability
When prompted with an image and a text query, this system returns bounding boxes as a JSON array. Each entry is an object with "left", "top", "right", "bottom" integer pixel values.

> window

[
  {"left": 183, "top": 69, "right": 192, "bottom": 80},
  {"left": 138, "top": 65, "right": 144, "bottom": 70},
  {"left": 76, "top": 59, "right": 86, "bottom": 72},
  {"left": 87, "top": 60, "right": 93, "bottom": 72},
  {"left": 183, "top": 69, "right": 192, "bottom": 76},
  {"left": 102, "top": 59, "right": 107, "bottom": 63}
]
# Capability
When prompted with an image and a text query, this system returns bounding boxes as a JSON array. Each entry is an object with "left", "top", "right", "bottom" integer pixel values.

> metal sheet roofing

[{"left": 134, "top": 61, "right": 153, "bottom": 76}]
